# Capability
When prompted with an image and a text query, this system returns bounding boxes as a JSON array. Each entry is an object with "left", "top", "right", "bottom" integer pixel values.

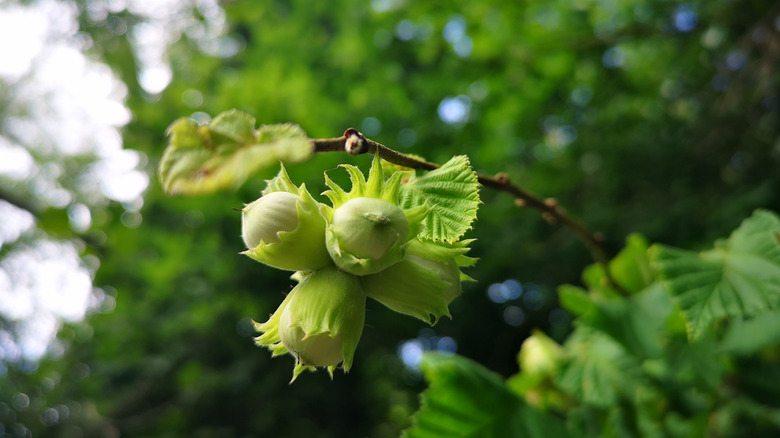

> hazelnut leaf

[
  {"left": 398, "top": 155, "right": 480, "bottom": 242},
  {"left": 650, "top": 209, "right": 780, "bottom": 340},
  {"left": 158, "top": 109, "right": 313, "bottom": 195}
]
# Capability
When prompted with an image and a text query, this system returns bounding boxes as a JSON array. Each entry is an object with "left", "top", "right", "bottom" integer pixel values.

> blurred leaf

[
  {"left": 556, "top": 328, "right": 642, "bottom": 408},
  {"left": 610, "top": 234, "right": 654, "bottom": 294},
  {"left": 650, "top": 210, "right": 780, "bottom": 340},
  {"left": 581, "top": 283, "right": 673, "bottom": 359},
  {"left": 721, "top": 308, "right": 780, "bottom": 356},
  {"left": 399, "top": 155, "right": 480, "bottom": 242},
  {"left": 581, "top": 234, "right": 654, "bottom": 298},
  {"left": 158, "top": 109, "right": 313, "bottom": 195},
  {"left": 558, "top": 284, "right": 594, "bottom": 316},
  {"left": 403, "top": 353, "right": 572, "bottom": 438}
]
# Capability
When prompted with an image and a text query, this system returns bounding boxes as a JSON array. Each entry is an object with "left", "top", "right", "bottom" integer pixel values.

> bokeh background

[{"left": 1, "top": 0, "right": 779, "bottom": 436}]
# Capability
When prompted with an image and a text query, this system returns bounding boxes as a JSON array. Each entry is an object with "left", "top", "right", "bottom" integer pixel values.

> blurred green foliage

[{"left": 2, "top": 0, "right": 779, "bottom": 437}]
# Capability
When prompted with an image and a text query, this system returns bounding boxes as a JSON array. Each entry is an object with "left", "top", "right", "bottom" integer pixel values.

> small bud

[{"left": 519, "top": 330, "right": 563, "bottom": 376}]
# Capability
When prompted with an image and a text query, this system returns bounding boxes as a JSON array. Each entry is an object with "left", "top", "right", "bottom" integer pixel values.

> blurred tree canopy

[{"left": 1, "top": 0, "right": 779, "bottom": 437}]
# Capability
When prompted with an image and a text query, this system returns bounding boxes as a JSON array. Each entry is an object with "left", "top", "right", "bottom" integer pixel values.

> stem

[{"left": 313, "top": 129, "right": 628, "bottom": 296}]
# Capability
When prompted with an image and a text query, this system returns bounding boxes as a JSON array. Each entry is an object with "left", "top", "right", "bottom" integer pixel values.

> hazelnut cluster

[{"left": 243, "top": 156, "right": 472, "bottom": 380}]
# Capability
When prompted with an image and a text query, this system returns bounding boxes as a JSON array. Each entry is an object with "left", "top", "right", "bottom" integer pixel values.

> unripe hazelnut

[
  {"left": 327, "top": 197, "right": 409, "bottom": 275},
  {"left": 280, "top": 307, "right": 345, "bottom": 367},
  {"left": 277, "top": 267, "right": 366, "bottom": 369},
  {"left": 242, "top": 191, "right": 300, "bottom": 248},
  {"left": 241, "top": 189, "right": 332, "bottom": 272}
]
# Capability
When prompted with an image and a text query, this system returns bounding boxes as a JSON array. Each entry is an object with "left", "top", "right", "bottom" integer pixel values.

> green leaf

[
  {"left": 720, "top": 308, "right": 780, "bottom": 355},
  {"left": 650, "top": 210, "right": 780, "bottom": 340},
  {"left": 398, "top": 155, "right": 480, "bottom": 242},
  {"left": 581, "top": 234, "right": 654, "bottom": 297},
  {"left": 158, "top": 110, "right": 313, "bottom": 195},
  {"left": 403, "top": 353, "right": 572, "bottom": 438},
  {"left": 558, "top": 284, "right": 594, "bottom": 316},
  {"left": 580, "top": 283, "right": 673, "bottom": 359},
  {"left": 556, "top": 327, "right": 642, "bottom": 408}
]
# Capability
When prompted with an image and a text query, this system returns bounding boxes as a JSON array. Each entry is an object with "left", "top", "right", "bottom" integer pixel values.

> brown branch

[{"left": 314, "top": 129, "right": 627, "bottom": 296}]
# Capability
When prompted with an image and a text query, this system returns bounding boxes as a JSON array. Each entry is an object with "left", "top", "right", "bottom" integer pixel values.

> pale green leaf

[
  {"left": 158, "top": 110, "right": 313, "bottom": 195},
  {"left": 402, "top": 353, "right": 571, "bottom": 438},
  {"left": 398, "top": 155, "right": 480, "bottom": 242},
  {"left": 650, "top": 210, "right": 780, "bottom": 340}
]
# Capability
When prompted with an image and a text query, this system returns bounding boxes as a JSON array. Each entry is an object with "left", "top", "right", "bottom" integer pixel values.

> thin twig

[{"left": 313, "top": 129, "right": 628, "bottom": 296}]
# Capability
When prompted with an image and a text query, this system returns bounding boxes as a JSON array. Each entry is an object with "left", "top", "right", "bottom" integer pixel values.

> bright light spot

[
  {"left": 436, "top": 336, "right": 457, "bottom": 354},
  {"left": 438, "top": 95, "right": 471, "bottom": 125},
  {"left": 361, "top": 117, "right": 382, "bottom": 136},
  {"left": 0, "top": 202, "right": 35, "bottom": 248},
  {"left": 443, "top": 16, "right": 466, "bottom": 43},
  {"left": 138, "top": 63, "right": 172, "bottom": 94},
  {"left": 673, "top": 5, "right": 698, "bottom": 32},
  {"left": 0, "top": 138, "right": 35, "bottom": 179},
  {"left": 0, "top": 239, "right": 95, "bottom": 362},
  {"left": 182, "top": 89, "right": 204, "bottom": 108},
  {"left": 487, "top": 279, "right": 523, "bottom": 303},
  {"left": 101, "top": 170, "right": 149, "bottom": 203},
  {"left": 701, "top": 27, "right": 726, "bottom": 49},
  {"left": 602, "top": 46, "right": 625, "bottom": 68},
  {"left": 522, "top": 288, "right": 545, "bottom": 311},
  {"left": 398, "top": 340, "right": 424, "bottom": 369},
  {"left": 570, "top": 86, "right": 593, "bottom": 107},
  {"left": 12, "top": 393, "right": 30, "bottom": 410},
  {"left": 453, "top": 36, "right": 473, "bottom": 57},
  {"left": 370, "top": 0, "right": 398, "bottom": 13},
  {"left": 545, "top": 126, "right": 578, "bottom": 149},
  {"left": 67, "top": 203, "right": 92, "bottom": 233},
  {"left": 726, "top": 51, "right": 747, "bottom": 71},
  {"left": 41, "top": 407, "right": 60, "bottom": 426},
  {"left": 468, "top": 80, "right": 488, "bottom": 101},
  {"left": 443, "top": 16, "right": 472, "bottom": 57},
  {"left": 397, "top": 330, "right": 458, "bottom": 370},
  {"left": 503, "top": 306, "right": 525, "bottom": 326},
  {"left": 120, "top": 210, "right": 143, "bottom": 228},
  {"left": 396, "top": 19, "right": 415, "bottom": 41},
  {"left": 0, "top": 5, "right": 47, "bottom": 81}
]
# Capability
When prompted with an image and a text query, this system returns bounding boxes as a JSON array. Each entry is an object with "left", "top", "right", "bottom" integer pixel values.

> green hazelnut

[
  {"left": 241, "top": 188, "right": 332, "bottom": 272},
  {"left": 327, "top": 197, "right": 409, "bottom": 275}
]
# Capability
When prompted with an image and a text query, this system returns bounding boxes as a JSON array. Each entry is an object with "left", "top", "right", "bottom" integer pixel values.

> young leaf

[
  {"left": 158, "top": 110, "right": 313, "bottom": 195},
  {"left": 398, "top": 155, "right": 480, "bottom": 242},
  {"left": 402, "top": 353, "right": 572, "bottom": 438},
  {"left": 650, "top": 210, "right": 780, "bottom": 340}
]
